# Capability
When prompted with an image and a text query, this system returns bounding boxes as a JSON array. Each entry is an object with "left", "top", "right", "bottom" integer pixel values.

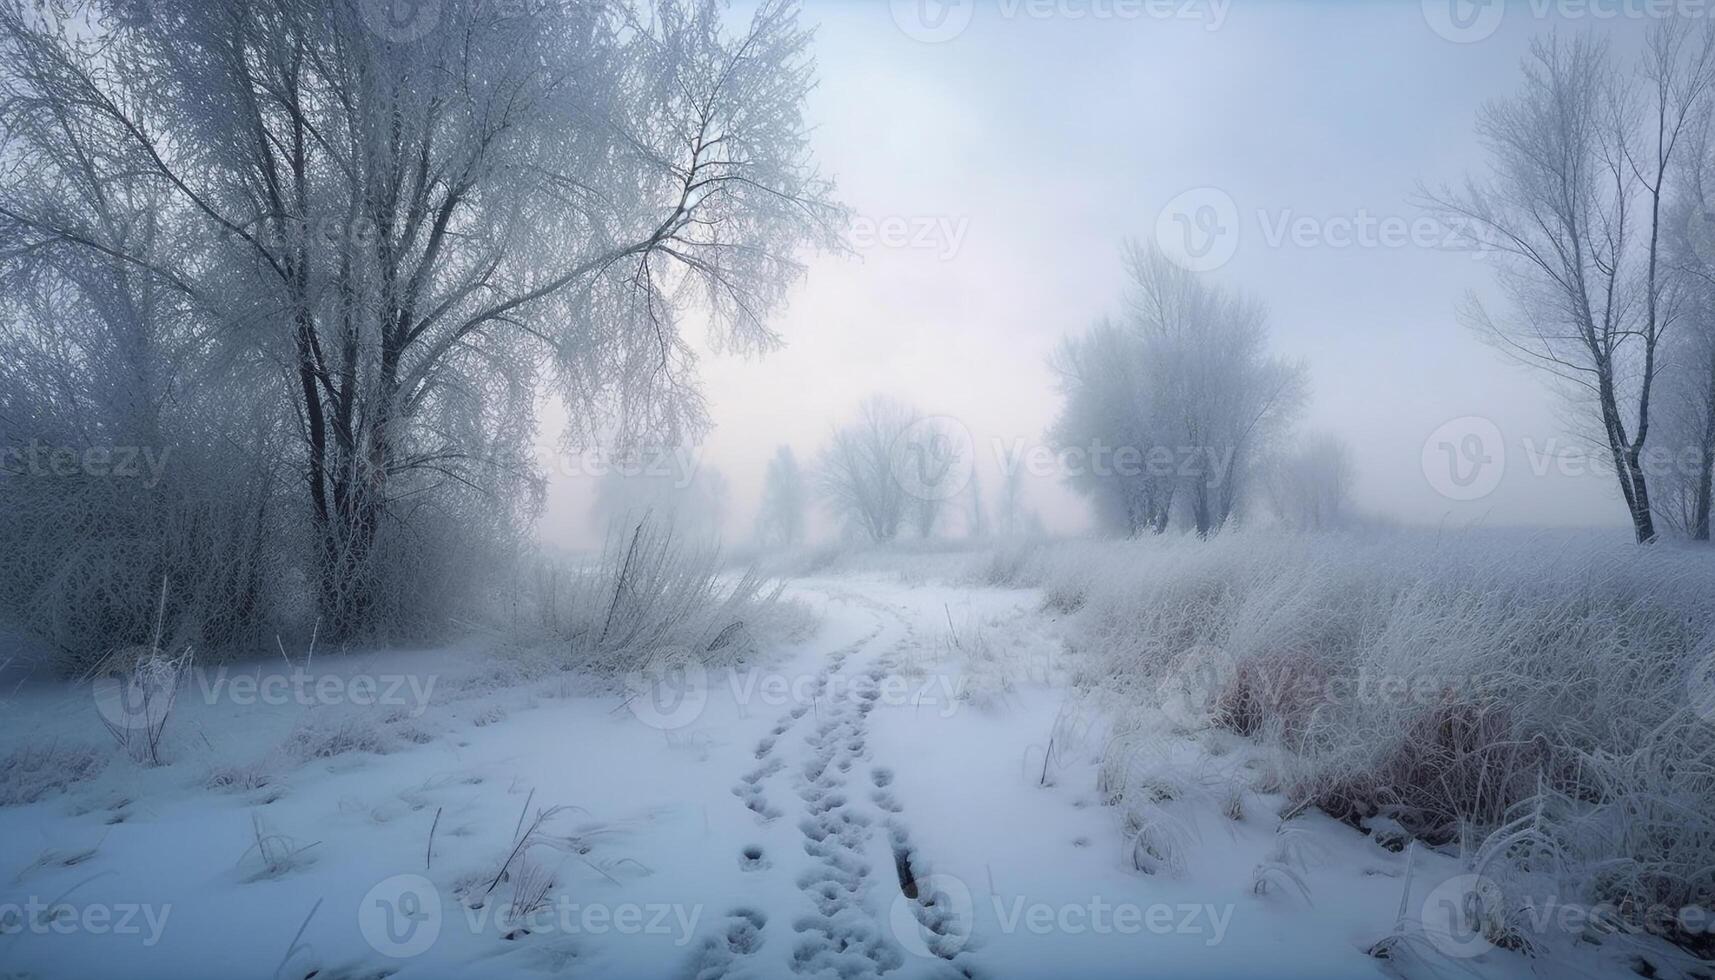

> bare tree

[
  {"left": 816, "top": 396, "right": 918, "bottom": 544},
  {"left": 1049, "top": 316, "right": 1177, "bottom": 536},
  {"left": 963, "top": 467, "right": 989, "bottom": 539},
  {"left": 901, "top": 415, "right": 965, "bottom": 540},
  {"left": 1050, "top": 246, "right": 1302, "bottom": 538},
  {"left": 1264, "top": 433, "right": 1357, "bottom": 531},
  {"left": 1426, "top": 27, "right": 1715, "bottom": 543},
  {"left": 0, "top": 171, "right": 292, "bottom": 668},
  {"left": 755, "top": 445, "right": 807, "bottom": 548},
  {"left": 1658, "top": 108, "right": 1715, "bottom": 540},
  {"left": 1125, "top": 245, "right": 1304, "bottom": 536},
  {"left": 591, "top": 463, "right": 729, "bottom": 543},
  {"left": 996, "top": 459, "right": 1027, "bottom": 539},
  {"left": 0, "top": 0, "right": 842, "bottom": 634},
  {"left": 1648, "top": 310, "right": 1715, "bottom": 539}
]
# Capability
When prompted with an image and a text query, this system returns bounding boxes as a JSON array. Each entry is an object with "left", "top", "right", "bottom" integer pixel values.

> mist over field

[
  {"left": 1, "top": 2, "right": 1713, "bottom": 979},
  {"left": 541, "top": 0, "right": 1667, "bottom": 547}
]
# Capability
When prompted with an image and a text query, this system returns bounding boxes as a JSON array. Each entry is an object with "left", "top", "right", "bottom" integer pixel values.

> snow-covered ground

[{"left": 0, "top": 572, "right": 1681, "bottom": 979}]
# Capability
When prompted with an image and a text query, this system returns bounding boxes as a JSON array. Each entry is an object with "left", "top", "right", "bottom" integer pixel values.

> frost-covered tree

[
  {"left": 1049, "top": 317, "right": 1175, "bottom": 536},
  {"left": 1658, "top": 115, "right": 1715, "bottom": 540},
  {"left": 754, "top": 445, "right": 807, "bottom": 548},
  {"left": 0, "top": 175, "right": 293, "bottom": 667},
  {"left": 1649, "top": 314, "right": 1715, "bottom": 539},
  {"left": 1426, "top": 26, "right": 1715, "bottom": 544},
  {"left": 816, "top": 396, "right": 919, "bottom": 543},
  {"left": 591, "top": 463, "right": 729, "bottom": 542},
  {"left": 1123, "top": 245, "right": 1305, "bottom": 536},
  {"left": 1264, "top": 433, "right": 1357, "bottom": 531},
  {"left": 1052, "top": 246, "right": 1304, "bottom": 538},
  {"left": 963, "top": 468, "right": 989, "bottom": 539},
  {"left": 996, "top": 461, "right": 1027, "bottom": 539},
  {"left": 0, "top": 0, "right": 841, "bottom": 639},
  {"left": 902, "top": 414, "right": 965, "bottom": 540}
]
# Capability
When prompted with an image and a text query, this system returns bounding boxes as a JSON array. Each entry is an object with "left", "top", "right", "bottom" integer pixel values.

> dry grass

[
  {"left": 238, "top": 814, "right": 319, "bottom": 881},
  {"left": 282, "top": 713, "right": 392, "bottom": 761},
  {"left": 1045, "top": 529, "right": 1715, "bottom": 949},
  {"left": 521, "top": 514, "right": 794, "bottom": 675}
]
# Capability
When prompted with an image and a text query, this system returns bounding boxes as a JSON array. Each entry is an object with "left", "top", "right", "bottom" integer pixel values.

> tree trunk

[
  {"left": 1596, "top": 371, "right": 1656, "bottom": 544},
  {"left": 1695, "top": 380, "right": 1715, "bottom": 542},
  {"left": 1623, "top": 446, "right": 1658, "bottom": 544}
]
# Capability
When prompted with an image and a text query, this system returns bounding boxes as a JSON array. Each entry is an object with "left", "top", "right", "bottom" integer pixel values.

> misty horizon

[{"left": 534, "top": 0, "right": 1671, "bottom": 550}]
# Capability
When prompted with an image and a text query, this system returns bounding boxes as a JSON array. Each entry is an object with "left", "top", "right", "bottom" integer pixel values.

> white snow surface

[{"left": 0, "top": 574, "right": 1676, "bottom": 979}]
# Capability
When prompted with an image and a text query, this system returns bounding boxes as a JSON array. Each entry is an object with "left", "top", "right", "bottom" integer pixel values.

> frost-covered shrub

[
  {"left": 0, "top": 742, "right": 106, "bottom": 806},
  {"left": 282, "top": 713, "right": 392, "bottom": 761},
  {"left": 205, "top": 759, "right": 276, "bottom": 793},
  {"left": 1053, "top": 530, "right": 1715, "bottom": 945},
  {"left": 520, "top": 514, "right": 789, "bottom": 674},
  {"left": 965, "top": 538, "right": 1046, "bottom": 588}
]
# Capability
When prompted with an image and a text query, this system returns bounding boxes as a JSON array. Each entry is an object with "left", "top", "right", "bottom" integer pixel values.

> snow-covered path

[{"left": 0, "top": 575, "right": 1649, "bottom": 979}]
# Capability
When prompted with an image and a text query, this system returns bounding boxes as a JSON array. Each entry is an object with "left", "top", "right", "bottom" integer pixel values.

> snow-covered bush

[
  {"left": 0, "top": 741, "right": 106, "bottom": 806},
  {"left": 965, "top": 537, "right": 1047, "bottom": 588},
  {"left": 282, "top": 712, "right": 393, "bottom": 761},
  {"left": 1052, "top": 530, "right": 1715, "bottom": 947},
  {"left": 520, "top": 514, "right": 793, "bottom": 674}
]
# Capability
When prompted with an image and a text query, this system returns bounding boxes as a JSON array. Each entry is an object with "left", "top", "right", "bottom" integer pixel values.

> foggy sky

[{"left": 540, "top": 0, "right": 1664, "bottom": 549}]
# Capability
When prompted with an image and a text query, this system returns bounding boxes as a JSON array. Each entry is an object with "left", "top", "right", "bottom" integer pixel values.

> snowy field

[
  {"left": 8, "top": 2, "right": 1715, "bottom": 979},
  {"left": 2, "top": 552, "right": 1703, "bottom": 980}
]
